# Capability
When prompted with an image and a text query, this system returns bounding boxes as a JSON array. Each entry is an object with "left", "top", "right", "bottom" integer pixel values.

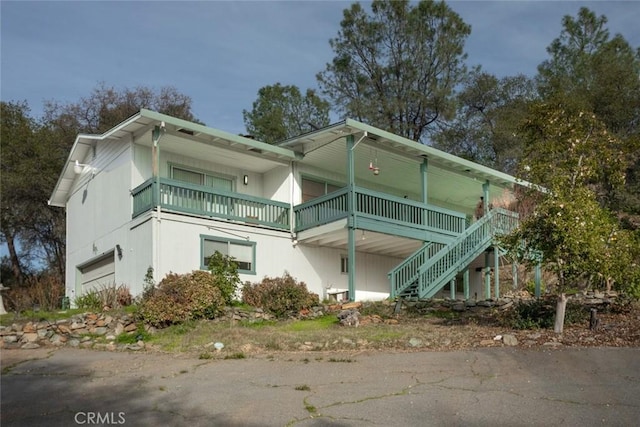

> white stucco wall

[{"left": 149, "top": 213, "right": 401, "bottom": 301}]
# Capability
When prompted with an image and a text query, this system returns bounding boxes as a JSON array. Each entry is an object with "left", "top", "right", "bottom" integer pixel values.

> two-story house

[{"left": 49, "top": 109, "right": 524, "bottom": 304}]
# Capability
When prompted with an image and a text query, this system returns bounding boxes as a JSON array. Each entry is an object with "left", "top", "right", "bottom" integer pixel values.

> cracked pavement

[{"left": 1, "top": 347, "right": 639, "bottom": 426}]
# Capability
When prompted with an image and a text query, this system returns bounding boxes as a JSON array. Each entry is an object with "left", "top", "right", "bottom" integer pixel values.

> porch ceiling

[
  {"left": 138, "top": 130, "right": 290, "bottom": 174},
  {"left": 286, "top": 126, "right": 515, "bottom": 212},
  {"left": 297, "top": 220, "right": 423, "bottom": 259}
]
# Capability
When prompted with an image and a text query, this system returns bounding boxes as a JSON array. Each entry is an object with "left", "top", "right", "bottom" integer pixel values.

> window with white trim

[{"left": 201, "top": 235, "right": 256, "bottom": 274}]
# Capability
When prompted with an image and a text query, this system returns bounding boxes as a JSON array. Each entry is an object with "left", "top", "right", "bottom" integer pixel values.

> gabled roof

[{"left": 48, "top": 109, "right": 299, "bottom": 207}]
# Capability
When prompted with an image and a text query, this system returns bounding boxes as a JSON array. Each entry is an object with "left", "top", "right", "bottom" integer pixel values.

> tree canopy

[
  {"left": 242, "top": 83, "right": 330, "bottom": 144},
  {"left": 1, "top": 84, "right": 199, "bottom": 286},
  {"left": 433, "top": 72, "right": 537, "bottom": 174},
  {"left": 317, "top": 0, "right": 470, "bottom": 142}
]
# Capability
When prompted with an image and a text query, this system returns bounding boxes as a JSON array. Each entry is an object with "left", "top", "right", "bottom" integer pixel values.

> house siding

[
  {"left": 151, "top": 212, "right": 399, "bottom": 300},
  {"left": 66, "top": 141, "right": 133, "bottom": 299}
]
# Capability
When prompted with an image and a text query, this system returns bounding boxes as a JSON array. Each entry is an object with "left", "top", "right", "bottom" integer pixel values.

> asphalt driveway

[{"left": 1, "top": 347, "right": 639, "bottom": 426}]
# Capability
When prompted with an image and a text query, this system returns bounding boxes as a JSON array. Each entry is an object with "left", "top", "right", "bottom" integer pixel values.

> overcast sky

[{"left": 2, "top": 0, "right": 639, "bottom": 135}]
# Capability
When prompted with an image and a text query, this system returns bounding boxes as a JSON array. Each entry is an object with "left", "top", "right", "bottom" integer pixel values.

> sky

[{"left": 1, "top": 0, "right": 639, "bottom": 136}]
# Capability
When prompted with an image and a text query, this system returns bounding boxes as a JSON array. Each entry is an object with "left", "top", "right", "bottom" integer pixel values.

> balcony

[
  {"left": 131, "top": 178, "right": 290, "bottom": 230},
  {"left": 294, "top": 186, "right": 466, "bottom": 238},
  {"left": 132, "top": 180, "right": 468, "bottom": 240}
]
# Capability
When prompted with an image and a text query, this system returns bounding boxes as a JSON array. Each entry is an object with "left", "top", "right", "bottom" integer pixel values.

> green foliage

[
  {"left": 536, "top": 7, "right": 640, "bottom": 224},
  {"left": 317, "top": 0, "right": 470, "bottom": 142},
  {"left": 115, "top": 324, "right": 151, "bottom": 344},
  {"left": 207, "top": 251, "right": 241, "bottom": 305},
  {"left": 138, "top": 270, "right": 224, "bottom": 327},
  {"left": 243, "top": 83, "right": 330, "bottom": 144},
  {"left": 1, "top": 101, "right": 67, "bottom": 284},
  {"left": 140, "top": 266, "right": 156, "bottom": 302},
  {"left": 242, "top": 272, "right": 319, "bottom": 318},
  {"left": 505, "top": 101, "right": 638, "bottom": 293},
  {"left": 434, "top": 72, "right": 537, "bottom": 174},
  {"left": 74, "top": 290, "right": 103, "bottom": 312},
  {"left": 73, "top": 284, "right": 132, "bottom": 311}
]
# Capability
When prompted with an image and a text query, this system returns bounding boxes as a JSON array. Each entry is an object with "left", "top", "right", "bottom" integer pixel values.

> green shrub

[
  {"left": 74, "top": 289, "right": 103, "bottom": 311},
  {"left": 207, "top": 251, "right": 241, "bottom": 305},
  {"left": 74, "top": 284, "right": 132, "bottom": 311},
  {"left": 242, "top": 272, "right": 319, "bottom": 318},
  {"left": 138, "top": 270, "right": 224, "bottom": 327}
]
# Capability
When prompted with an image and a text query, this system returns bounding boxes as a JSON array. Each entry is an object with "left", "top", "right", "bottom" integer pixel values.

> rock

[
  {"left": 93, "top": 327, "right": 108, "bottom": 336},
  {"left": 70, "top": 322, "right": 86, "bottom": 330},
  {"left": 114, "top": 323, "right": 124, "bottom": 336},
  {"left": 106, "top": 342, "right": 117, "bottom": 351},
  {"left": 3, "top": 335, "right": 18, "bottom": 343},
  {"left": 50, "top": 334, "right": 67, "bottom": 346},
  {"left": 384, "top": 319, "right": 399, "bottom": 325},
  {"left": 341, "top": 338, "right": 355, "bottom": 346},
  {"left": 21, "top": 342, "right": 41, "bottom": 349},
  {"left": 136, "top": 340, "right": 145, "bottom": 349},
  {"left": 408, "top": 338, "right": 423, "bottom": 348},
  {"left": 452, "top": 303, "right": 466, "bottom": 312},
  {"left": 21, "top": 333, "right": 39, "bottom": 343},
  {"left": 22, "top": 322, "right": 36, "bottom": 333},
  {"left": 502, "top": 334, "right": 518, "bottom": 346},
  {"left": 105, "top": 334, "right": 116, "bottom": 341},
  {"left": 337, "top": 309, "right": 360, "bottom": 327},
  {"left": 68, "top": 339, "right": 80, "bottom": 347},
  {"left": 465, "top": 300, "right": 477, "bottom": 307},
  {"left": 480, "top": 339, "right": 495, "bottom": 346},
  {"left": 477, "top": 300, "right": 494, "bottom": 307},
  {"left": 124, "top": 322, "right": 138, "bottom": 333},
  {"left": 341, "top": 301, "right": 362, "bottom": 310}
]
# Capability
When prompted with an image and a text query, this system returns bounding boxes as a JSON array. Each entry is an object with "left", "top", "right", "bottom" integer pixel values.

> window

[
  {"left": 201, "top": 235, "right": 256, "bottom": 274},
  {"left": 340, "top": 255, "right": 349, "bottom": 274},
  {"left": 302, "top": 177, "right": 341, "bottom": 202},
  {"left": 171, "top": 165, "right": 233, "bottom": 191}
]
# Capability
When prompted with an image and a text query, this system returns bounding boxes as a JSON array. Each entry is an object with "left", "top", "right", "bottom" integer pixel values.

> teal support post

[
  {"left": 463, "top": 269, "right": 470, "bottom": 300},
  {"left": 346, "top": 135, "right": 356, "bottom": 302},
  {"left": 484, "top": 251, "right": 491, "bottom": 300},
  {"left": 512, "top": 262, "right": 518, "bottom": 289},
  {"left": 534, "top": 263, "right": 542, "bottom": 299},
  {"left": 494, "top": 245, "right": 500, "bottom": 299},
  {"left": 450, "top": 278, "right": 456, "bottom": 300}
]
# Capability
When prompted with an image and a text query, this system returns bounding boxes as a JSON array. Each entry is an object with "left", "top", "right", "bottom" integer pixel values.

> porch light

[{"left": 243, "top": 175, "right": 249, "bottom": 185}]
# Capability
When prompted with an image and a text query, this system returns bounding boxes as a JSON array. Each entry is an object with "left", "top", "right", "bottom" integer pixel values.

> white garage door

[{"left": 80, "top": 253, "right": 115, "bottom": 293}]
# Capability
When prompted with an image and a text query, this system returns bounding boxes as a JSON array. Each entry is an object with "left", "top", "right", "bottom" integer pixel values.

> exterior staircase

[{"left": 389, "top": 208, "right": 519, "bottom": 299}]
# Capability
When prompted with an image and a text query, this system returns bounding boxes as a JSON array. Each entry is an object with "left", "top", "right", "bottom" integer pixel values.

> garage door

[{"left": 79, "top": 253, "right": 115, "bottom": 293}]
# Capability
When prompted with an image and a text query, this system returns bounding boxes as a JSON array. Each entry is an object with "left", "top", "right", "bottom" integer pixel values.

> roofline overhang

[
  {"left": 48, "top": 109, "right": 301, "bottom": 207},
  {"left": 279, "top": 118, "right": 536, "bottom": 190}
]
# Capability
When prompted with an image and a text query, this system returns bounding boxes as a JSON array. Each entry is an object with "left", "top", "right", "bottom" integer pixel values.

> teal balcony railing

[
  {"left": 294, "top": 186, "right": 466, "bottom": 235},
  {"left": 131, "top": 178, "right": 290, "bottom": 230}
]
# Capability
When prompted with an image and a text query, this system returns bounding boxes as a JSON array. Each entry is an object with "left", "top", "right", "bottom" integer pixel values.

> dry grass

[{"left": 146, "top": 300, "right": 640, "bottom": 357}]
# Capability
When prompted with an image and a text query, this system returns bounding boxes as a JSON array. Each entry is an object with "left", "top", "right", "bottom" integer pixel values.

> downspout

[
  {"left": 152, "top": 123, "right": 166, "bottom": 282},
  {"left": 421, "top": 157, "right": 428, "bottom": 230},
  {"left": 289, "top": 160, "right": 297, "bottom": 241}
]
